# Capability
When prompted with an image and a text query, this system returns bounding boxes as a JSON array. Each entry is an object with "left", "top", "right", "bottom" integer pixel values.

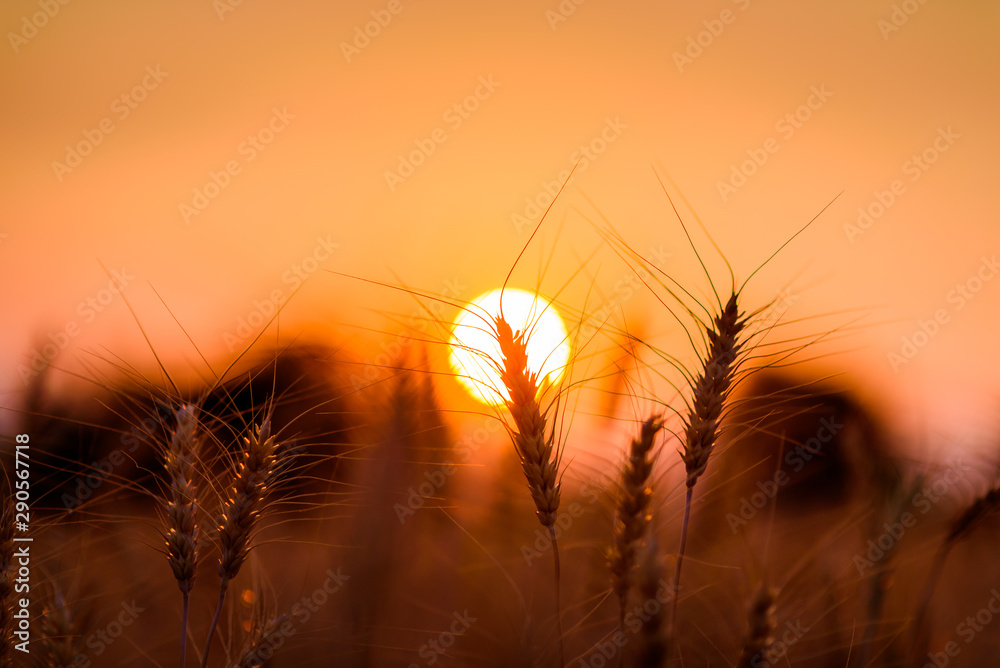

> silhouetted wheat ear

[
  {"left": 737, "top": 585, "right": 777, "bottom": 668},
  {"left": 164, "top": 403, "right": 201, "bottom": 595},
  {"left": 609, "top": 417, "right": 662, "bottom": 618},
  {"left": 203, "top": 411, "right": 280, "bottom": 668},
  {"left": 681, "top": 291, "right": 746, "bottom": 489},
  {"left": 669, "top": 290, "right": 747, "bottom": 645},
  {"left": 0, "top": 492, "right": 14, "bottom": 662},
  {"left": 218, "top": 413, "right": 279, "bottom": 584},
  {"left": 495, "top": 314, "right": 565, "bottom": 667},
  {"left": 496, "top": 316, "right": 561, "bottom": 528}
]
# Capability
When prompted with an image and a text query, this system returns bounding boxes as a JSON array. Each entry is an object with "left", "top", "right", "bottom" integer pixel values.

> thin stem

[
  {"left": 907, "top": 545, "right": 950, "bottom": 667},
  {"left": 618, "top": 604, "right": 625, "bottom": 668},
  {"left": 202, "top": 581, "right": 228, "bottom": 668},
  {"left": 668, "top": 487, "right": 693, "bottom": 646},
  {"left": 180, "top": 591, "right": 189, "bottom": 668},
  {"left": 549, "top": 525, "right": 565, "bottom": 668}
]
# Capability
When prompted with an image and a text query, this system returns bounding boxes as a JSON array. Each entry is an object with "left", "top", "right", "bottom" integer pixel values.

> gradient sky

[{"left": 2, "top": 0, "right": 998, "bottom": 459}]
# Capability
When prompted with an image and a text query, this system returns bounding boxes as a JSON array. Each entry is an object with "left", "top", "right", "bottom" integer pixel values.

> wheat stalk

[
  {"left": 669, "top": 291, "right": 747, "bottom": 646},
  {"left": 235, "top": 610, "right": 288, "bottom": 668},
  {"left": 737, "top": 584, "right": 777, "bottom": 668},
  {"left": 203, "top": 411, "right": 280, "bottom": 668},
  {"left": 634, "top": 540, "right": 667, "bottom": 668},
  {"left": 495, "top": 314, "right": 565, "bottom": 667},
  {"left": 162, "top": 403, "right": 201, "bottom": 668},
  {"left": 908, "top": 482, "right": 1000, "bottom": 665},
  {"left": 608, "top": 416, "right": 662, "bottom": 667}
]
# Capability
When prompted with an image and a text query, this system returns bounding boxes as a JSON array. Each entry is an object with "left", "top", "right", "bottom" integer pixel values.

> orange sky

[{"left": 2, "top": 0, "right": 998, "bottom": 459}]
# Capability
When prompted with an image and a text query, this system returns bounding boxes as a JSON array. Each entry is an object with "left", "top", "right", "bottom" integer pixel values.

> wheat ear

[
  {"left": 669, "top": 291, "right": 746, "bottom": 644},
  {"left": 737, "top": 584, "right": 777, "bottom": 668},
  {"left": 908, "top": 483, "right": 1000, "bottom": 665},
  {"left": 0, "top": 490, "right": 14, "bottom": 663},
  {"left": 202, "top": 412, "right": 280, "bottom": 668},
  {"left": 38, "top": 583, "right": 82, "bottom": 666},
  {"left": 162, "top": 403, "right": 201, "bottom": 668},
  {"left": 608, "top": 417, "right": 662, "bottom": 667},
  {"left": 495, "top": 315, "right": 565, "bottom": 667}
]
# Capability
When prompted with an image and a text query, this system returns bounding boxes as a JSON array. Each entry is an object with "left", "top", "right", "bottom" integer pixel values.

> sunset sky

[{"left": 2, "top": 0, "right": 998, "bottom": 459}]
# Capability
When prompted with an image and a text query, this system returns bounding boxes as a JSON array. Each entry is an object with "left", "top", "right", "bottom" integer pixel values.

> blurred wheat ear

[
  {"left": 608, "top": 416, "right": 662, "bottom": 668},
  {"left": 737, "top": 584, "right": 777, "bottom": 668}
]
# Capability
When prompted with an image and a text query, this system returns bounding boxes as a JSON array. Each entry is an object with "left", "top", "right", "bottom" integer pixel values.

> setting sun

[{"left": 449, "top": 288, "right": 571, "bottom": 405}]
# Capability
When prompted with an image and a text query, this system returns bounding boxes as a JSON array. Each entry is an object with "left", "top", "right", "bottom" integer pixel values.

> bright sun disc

[{"left": 449, "top": 288, "right": 570, "bottom": 405}]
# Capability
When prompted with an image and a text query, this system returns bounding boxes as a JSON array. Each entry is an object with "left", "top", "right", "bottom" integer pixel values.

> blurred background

[{"left": 1, "top": 1, "right": 998, "bottom": 480}]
